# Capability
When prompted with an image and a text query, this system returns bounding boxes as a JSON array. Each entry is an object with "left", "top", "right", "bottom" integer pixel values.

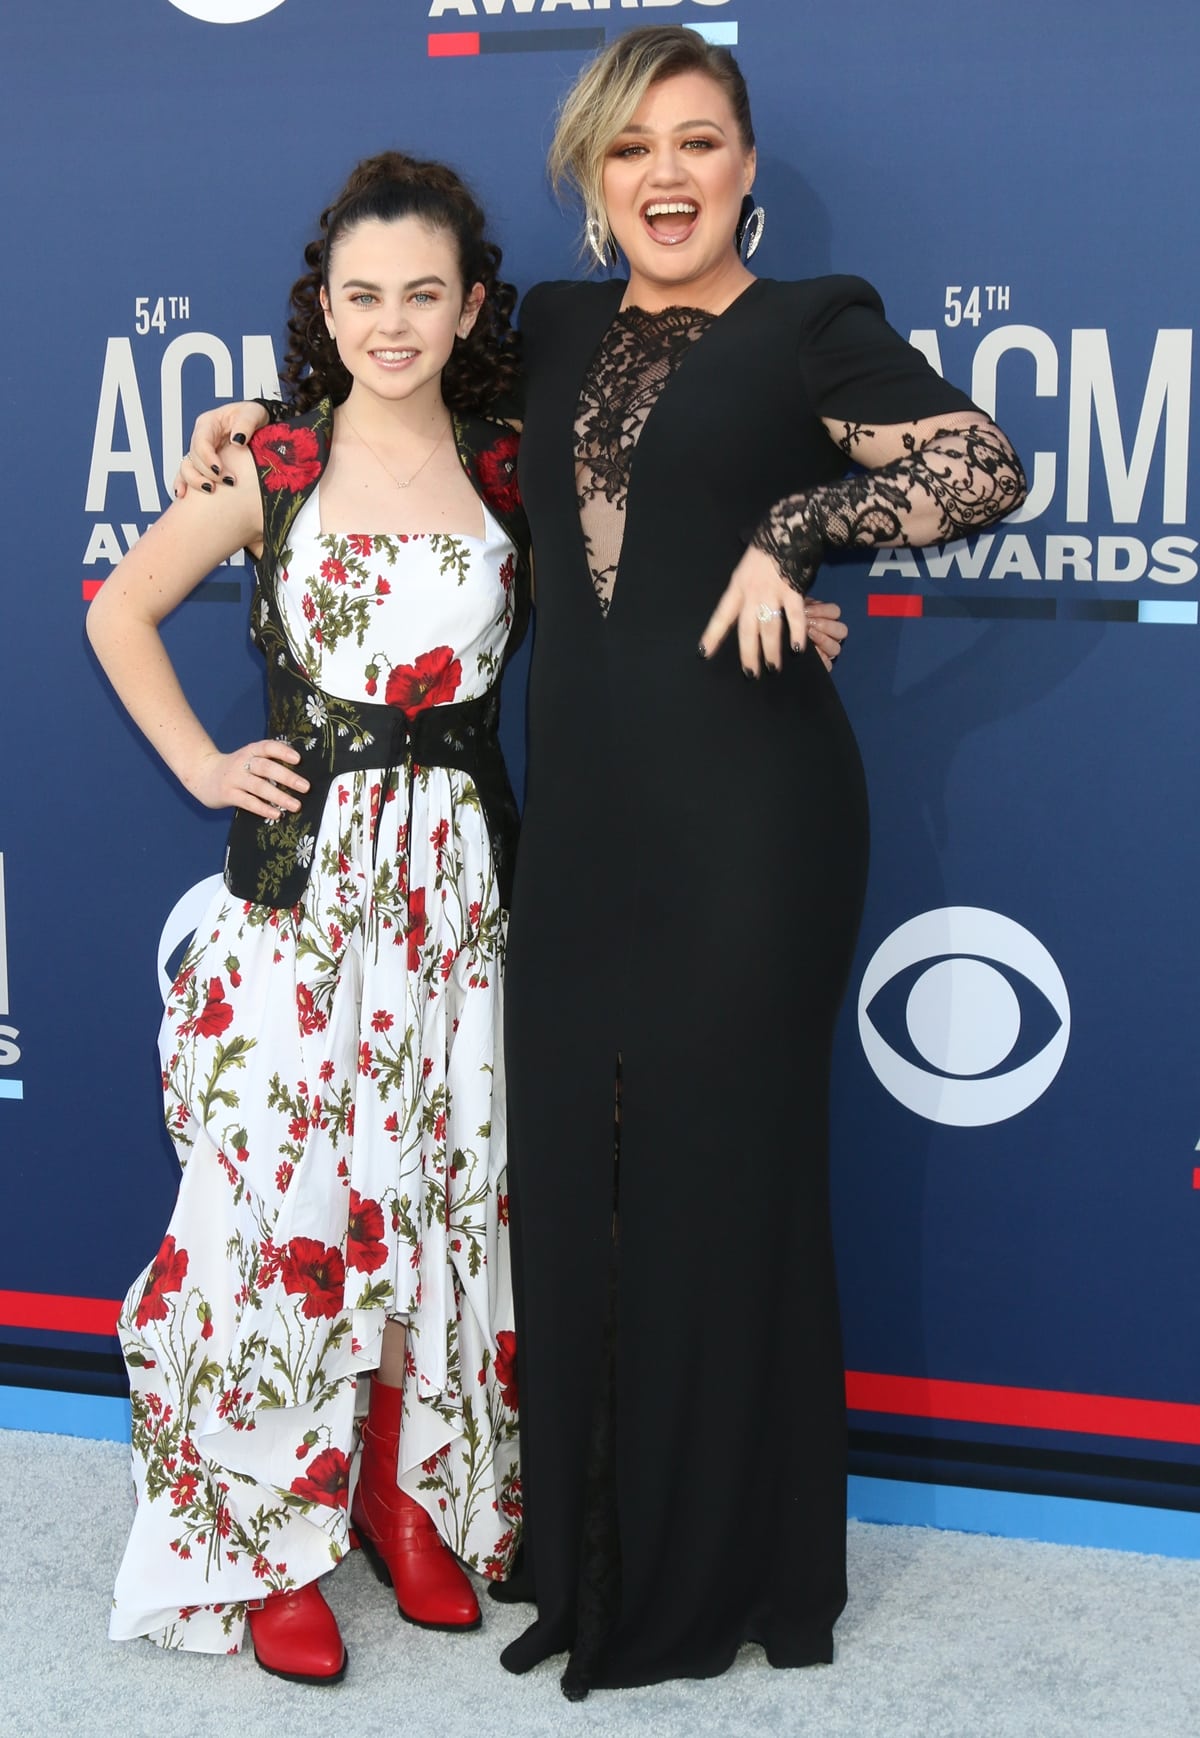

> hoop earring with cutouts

[
  {"left": 586, "top": 215, "right": 615, "bottom": 269},
  {"left": 736, "top": 194, "right": 765, "bottom": 262}
]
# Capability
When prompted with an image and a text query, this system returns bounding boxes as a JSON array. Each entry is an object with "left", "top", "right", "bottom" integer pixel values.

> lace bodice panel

[{"left": 574, "top": 306, "right": 715, "bottom": 615}]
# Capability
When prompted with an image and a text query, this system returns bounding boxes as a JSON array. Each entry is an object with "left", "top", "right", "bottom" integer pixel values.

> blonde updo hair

[{"left": 548, "top": 25, "right": 756, "bottom": 266}]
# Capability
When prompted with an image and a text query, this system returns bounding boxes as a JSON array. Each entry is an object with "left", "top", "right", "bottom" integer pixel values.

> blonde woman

[{"left": 181, "top": 26, "right": 1024, "bottom": 1698}]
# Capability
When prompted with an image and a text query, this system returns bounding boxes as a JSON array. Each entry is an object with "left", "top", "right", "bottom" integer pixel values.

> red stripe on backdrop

[
  {"left": 867, "top": 593, "right": 924, "bottom": 618},
  {"left": 846, "top": 1371, "right": 1200, "bottom": 1446},
  {"left": 82, "top": 580, "right": 104, "bottom": 600},
  {"left": 428, "top": 33, "right": 480, "bottom": 57},
  {"left": 3, "top": 1291, "right": 1198, "bottom": 1447},
  {"left": 0, "top": 1291, "right": 120, "bottom": 1336}
]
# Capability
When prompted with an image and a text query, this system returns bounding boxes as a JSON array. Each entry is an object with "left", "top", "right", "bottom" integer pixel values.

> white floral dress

[{"left": 110, "top": 488, "right": 521, "bottom": 1653}]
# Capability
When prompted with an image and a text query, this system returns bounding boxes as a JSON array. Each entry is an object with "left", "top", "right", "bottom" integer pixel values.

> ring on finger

[{"left": 756, "top": 604, "right": 784, "bottom": 623}]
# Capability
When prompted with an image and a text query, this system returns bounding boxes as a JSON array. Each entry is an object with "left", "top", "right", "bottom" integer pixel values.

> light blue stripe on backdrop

[
  {"left": 849, "top": 1475, "right": 1200, "bottom": 1560},
  {"left": 1138, "top": 600, "right": 1198, "bottom": 624},
  {"left": 692, "top": 22, "right": 739, "bottom": 45},
  {"left": 3, "top": 1391, "right": 1196, "bottom": 1560},
  {"left": 0, "top": 1081, "right": 23, "bottom": 1099},
  {"left": 0, "top": 1387, "right": 128, "bottom": 1441}
]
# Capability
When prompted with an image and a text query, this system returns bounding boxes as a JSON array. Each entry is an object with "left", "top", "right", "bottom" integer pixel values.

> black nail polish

[
  {"left": 697, "top": 642, "right": 709, "bottom": 659},
  {"left": 742, "top": 666, "right": 757, "bottom": 680},
  {"left": 792, "top": 642, "right": 805, "bottom": 654},
  {"left": 766, "top": 662, "right": 780, "bottom": 675},
  {"left": 210, "top": 464, "right": 220, "bottom": 476},
  {"left": 232, "top": 432, "right": 247, "bottom": 445},
  {"left": 201, "top": 481, "right": 213, "bottom": 493},
  {"left": 222, "top": 475, "right": 235, "bottom": 486}
]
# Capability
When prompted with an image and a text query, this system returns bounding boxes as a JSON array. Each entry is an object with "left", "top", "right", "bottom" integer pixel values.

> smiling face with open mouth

[{"left": 602, "top": 69, "right": 757, "bottom": 312}]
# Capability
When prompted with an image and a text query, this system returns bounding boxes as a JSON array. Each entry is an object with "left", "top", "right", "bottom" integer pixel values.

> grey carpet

[{"left": 2, "top": 1429, "right": 1198, "bottom": 1738}]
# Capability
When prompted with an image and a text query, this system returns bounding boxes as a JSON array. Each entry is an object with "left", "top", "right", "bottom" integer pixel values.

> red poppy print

[
  {"left": 295, "top": 982, "right": 327, "bottom": 1035},
  {"left": 494, "top": 1330, "right": 518, "bottom": 1411},
  {"left": 384, "top": 646, "right": 462, "bottom": 714},
  {"left": 406, "top": 887, "right": 428, "bottom": 972},
  {"left": 133, "top": 496, "right": 525, "bottom": 1632},
  {"left": 170, "top": 1471, "right": 201, "bottom": 1508},
  {"left": 476, "top": 433, "right": 521, "bottom": 515},
  {"left": 280, "top": 1237, "right": 345, "bottom": 1319},
  {"left": 347, "top": 1190, "right": 388, "bottom": 1273},
  {"left": 194, "top": 978, "right": 235, "bottom": 1039},
  {"left": 249, "top": 423, "right": 322, "bottom": 494},
  {"left": 289, "top": 1446, "right": 350, "bottom": 1509},
  {"left": 134, "top": 1235, "right": 189, "bottom": 1329}
]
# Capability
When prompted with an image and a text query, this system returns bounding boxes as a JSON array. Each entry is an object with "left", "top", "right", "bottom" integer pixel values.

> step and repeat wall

[{"left": 2, "top": 0, "right": 1197, "bottom": 1545}]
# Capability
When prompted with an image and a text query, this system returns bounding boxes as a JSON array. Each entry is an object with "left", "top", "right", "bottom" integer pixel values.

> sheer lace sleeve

[
  {"left": 747, "top": 278, "right": 1025, "bottom": 592},
  {"left": 752, "top": 420, "right": 1028, "bottom": 594}
]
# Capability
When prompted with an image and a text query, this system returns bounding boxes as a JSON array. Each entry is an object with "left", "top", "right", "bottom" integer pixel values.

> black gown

[{"left": 501, "top": 275, "right": 974, "bottom": 1690}]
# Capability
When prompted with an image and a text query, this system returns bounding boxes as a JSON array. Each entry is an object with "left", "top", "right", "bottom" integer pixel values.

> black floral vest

[{"left": 223, "top": 398, "right": 530, "bottom": 911}]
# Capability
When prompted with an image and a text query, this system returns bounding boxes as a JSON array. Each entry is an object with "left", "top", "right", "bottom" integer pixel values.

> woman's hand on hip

[
  {"left": 700, "top": 546, "right": 845, "bottom": 674},
  {"left": 174, "top": 401, "right": 270, "bottom": 498},
  {"left": 804, "top": 599, "right": 847, "bottom": 671},
  {"left": 185, "top": 739, "right": 309, "bottom": 818}
]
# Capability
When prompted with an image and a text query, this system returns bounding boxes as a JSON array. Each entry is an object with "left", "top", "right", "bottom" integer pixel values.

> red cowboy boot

[
  {"left": 246, "top": 1582, "right": 347, "bottom": 1684},
  {"left": 351, "top": 1374, "right": 481, "bottom": 1630}
]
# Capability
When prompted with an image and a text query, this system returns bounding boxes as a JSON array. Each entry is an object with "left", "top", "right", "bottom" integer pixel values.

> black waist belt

[{"left": 223, "top": 686, "right": 519, "bottom": 913}]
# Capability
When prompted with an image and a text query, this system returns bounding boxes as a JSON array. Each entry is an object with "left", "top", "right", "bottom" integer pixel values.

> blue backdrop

[{"left": 2, "top": 0, "right": 1197, "bottom": 1551}]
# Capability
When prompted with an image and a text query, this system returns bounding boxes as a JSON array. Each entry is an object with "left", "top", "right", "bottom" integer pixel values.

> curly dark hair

[{"left": 281, "top": 151, "right": 520, "bottom": 415}]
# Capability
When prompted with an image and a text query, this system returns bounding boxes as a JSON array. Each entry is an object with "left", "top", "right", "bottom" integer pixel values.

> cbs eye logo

[{"left": 857, "top": 907, "right": 1070, "bottom": 1128}]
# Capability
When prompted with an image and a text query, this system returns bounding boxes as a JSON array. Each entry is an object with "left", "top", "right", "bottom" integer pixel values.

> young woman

[{"left": 90, "top": 152, "right": 529, "bottom": 1684}]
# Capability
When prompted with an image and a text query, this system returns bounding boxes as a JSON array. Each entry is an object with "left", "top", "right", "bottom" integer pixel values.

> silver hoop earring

[
  {"left": 738, "top": 201, "right": 765, "bottom": 263},
  {"left": 585, "top": 215, "right": 613, "bottom": 269}
]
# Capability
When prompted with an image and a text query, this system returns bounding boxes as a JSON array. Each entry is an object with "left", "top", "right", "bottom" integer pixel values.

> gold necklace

[{"left": 339, "top": 407, "right": 453, "bottom": 491}]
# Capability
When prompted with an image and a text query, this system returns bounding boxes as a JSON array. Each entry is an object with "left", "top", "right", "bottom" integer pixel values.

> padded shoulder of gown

[
  {"left": 517, "top": 278, "right": 616, "bottom": 340},
  {"left": 765, "top": 273, "right": 979, "bottom": 423}
]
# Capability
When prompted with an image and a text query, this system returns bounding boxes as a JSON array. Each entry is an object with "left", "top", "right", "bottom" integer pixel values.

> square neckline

[{"left": 299, "top": 481, "right": 500, "bottom": 546}]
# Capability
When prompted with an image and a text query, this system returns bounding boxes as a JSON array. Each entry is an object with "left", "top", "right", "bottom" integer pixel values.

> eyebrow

[
  {"left": 339, "top": 275, "right": 449, "bottom": 292},
  {"left": 616, "top": 119, "right": 728, "bottom": 136}
]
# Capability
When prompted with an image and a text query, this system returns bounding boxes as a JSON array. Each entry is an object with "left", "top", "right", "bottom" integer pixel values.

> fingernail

[
  {"left": 222, "top": 475, "right": 235, "bottom": 486},
  {"left": 792, "top": 641, "right": 805, "bottom": 654},
  {"left": 697, "top": 642, "right": 709, "bottom": 659},
  {"left": 232, "top": 432, "right": 247, "bottom": 445},
  {"left": 742, "top": 667, "right": 757, "bottom": 680},
  {"left": 201, "top": 482, "right": 213, "bottom": 493},
  {"left": 766, "top": 662, "right": 780, "bottom": 675},
  {"left": 210, "top": 464, "right": 220, "bottom": 476}
]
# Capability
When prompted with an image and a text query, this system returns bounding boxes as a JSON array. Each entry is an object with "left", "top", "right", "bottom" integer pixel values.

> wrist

[
  {"left": 176, "top": 740, "right": 221, "bottom": 802},
  {"left": 752, "top": 494, "right": 823, "bottom": 595}
]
